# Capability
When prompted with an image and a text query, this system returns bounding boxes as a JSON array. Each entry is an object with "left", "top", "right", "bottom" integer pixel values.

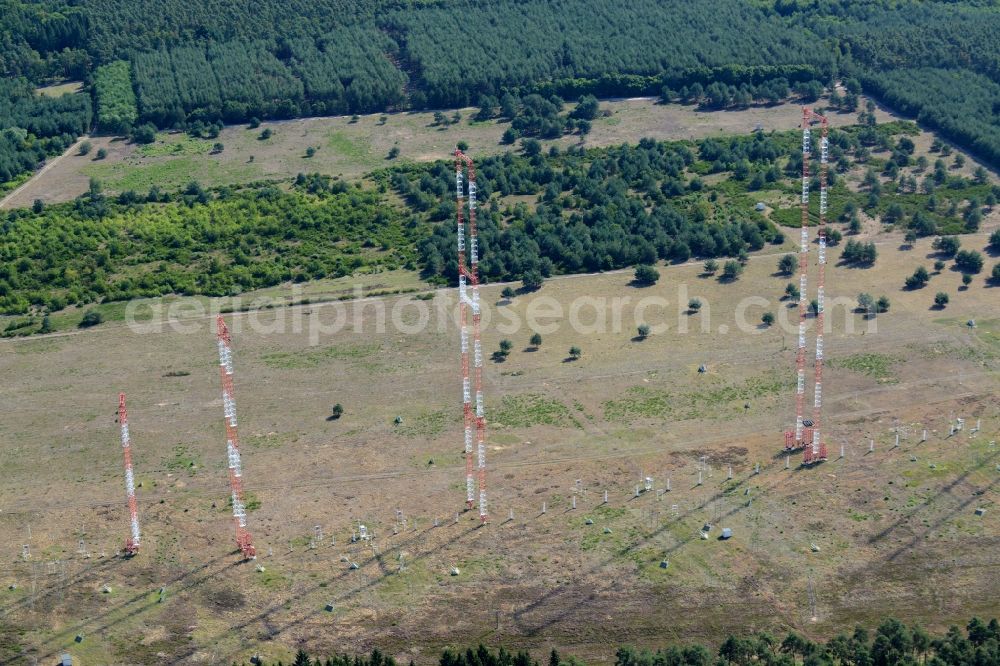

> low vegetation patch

[
  {"left": 261, "top": 342, "right": 380, "bottom": 369},
  {"left": 829, "top": 353, "right": 900, "bottom": 381},
  {"left": 492, "top": 393, "right": 581, "bottom": 429}
]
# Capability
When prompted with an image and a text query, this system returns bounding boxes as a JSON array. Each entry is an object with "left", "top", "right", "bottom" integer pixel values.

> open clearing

[
  {"left": 1, "top": 222, "right": 998, "bottom": 663},
  {"left": 0, "top": 96, "right": 918, "bottom": 209}
]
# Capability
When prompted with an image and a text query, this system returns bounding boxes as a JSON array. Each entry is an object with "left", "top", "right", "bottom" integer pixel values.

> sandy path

[{"left": 0, "top": 136, "right": 89, "bottom": 209}]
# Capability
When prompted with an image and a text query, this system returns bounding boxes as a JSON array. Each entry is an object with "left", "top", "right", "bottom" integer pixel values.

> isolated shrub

[
  {"left": 778, "top": 254, "right": 796, "bottom": 276},
  {"left": 722, "top": 260, "right": 742, "bottom": 281},
  {"left": 955, "top": 250, "right": 984, "bottom": 274},
  {"left": 131, "top": 123, "right": 156, "bottom": 144},
  {"left": 703, "top": 259, "right": 719, "bottom": 274},
  {"left": 933, "top": 236, "right": 960, "bottom": 257},
  {"left": 568, "top": 346, "right": 582, "bottom": 360},
  {"left": 637, "top": 324, "right": 650, "bottom": 339},
  {"left": 934, "top": 292, "right": 949, "bottom": 308},
  {"left": 521, "top": 269, "right": 543, "bottom": 291},
  {"left": 530, "top": 332, "right": 542, "bottom": 347},
  {"left": 841, "top": 239, "right": 877, "bottom": 266},
  {"left": 905, "top": 266, "right": 930, "bottom": 289},
  {"left": 634, "top": 265, "right": 660, "bottom": 286},
  {"left": 857, "top": 292, "right": 874, "bottom": 314},
  {"left": 501, "top": 286, "right": 516, "bottom": 299},
  {"left": 79, "top": 309, "right": 103, "bottom": 328},
  {"left": 877, "top": 296, "right": 890, "bottom": 313},
  {"left": 989, "top": 229, "right": 1000, "bottom": 252},
  {"left": 761, "top": 312, "right": 775, "bottom": 326},
  {"left": 331, "top": 403, "right": 344, "bottom": 420}
]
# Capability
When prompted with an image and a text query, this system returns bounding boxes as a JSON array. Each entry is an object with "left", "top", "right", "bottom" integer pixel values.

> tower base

[
  {"left": 803, "top": 444, "right": 828, "bottom": 465},
  {"left": 783, "top": 427, "right": 814, "bottom": 451}
]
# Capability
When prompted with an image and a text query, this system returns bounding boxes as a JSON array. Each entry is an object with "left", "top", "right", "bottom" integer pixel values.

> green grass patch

[
  {"left": 83, "top": 155, "right": 260, "bottom": 192},
  {"left": 260, "top": 342, "right": 380, "bottom": 369},
  {"left": 603, "top": 371, "right": 790, "bottom": 422},
  {"left": 137, "top": 135, "right": 215, "bottom": 157},
  {"left": 829, "top": 353, "right": 900, "bottom": 381},
  {"left": 603, "top": 385, "right": 672, "bottom": 421},
  {"left": 165, "top": 445, "right": 200, "bottom": 472},
  {"left": 396, "top": 410, "right": 451, "bottom": 437},
  {"left": 492, "top": 393, "right": 581, "bottom": 428},
  {"left": 255, "top": 567, "right": 290, "bottom": 589},
  {"left": 328, "top": 131, "right": 370, "bottom": 162}
]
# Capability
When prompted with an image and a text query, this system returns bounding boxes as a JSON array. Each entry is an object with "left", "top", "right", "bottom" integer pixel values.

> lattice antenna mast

[
  {"left": 217, "top": 316, "right": 256, "bottom": 559},
  {"left": 785, "top": 107, "right": 813, "bottom": 452},
  {"left": 455, "top": 149, "right": 488, "bottom": 522},
  {"left": 456, "top": 156, "right": 475, "bottom": 510},
  {"left": 805, "top": 111, "right": 830, "bottom": 464},
  {"left": 118, "top": 393, "right": 141, "bottom": 556}
]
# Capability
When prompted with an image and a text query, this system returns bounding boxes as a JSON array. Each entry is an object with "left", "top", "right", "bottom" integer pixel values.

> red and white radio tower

[
  {"left": 455, "top": 149, "right": 488, "bottom": 522},
  {"left": 217, "top": 316, "right": 257, "bottom": 559},
  {"left": 784, "top": 107, "right": 829, "bottom": 464},
  {"left": 118, "top": 393, "right": 141, "bottom": 556}
]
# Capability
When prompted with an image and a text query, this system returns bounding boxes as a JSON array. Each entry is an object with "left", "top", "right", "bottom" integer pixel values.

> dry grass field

[
  {"left": 0, "top": 219, "right": 998, "bottom": 664},
  {"left": 0, "top": 96, "right": 917, "bottom": 209}
]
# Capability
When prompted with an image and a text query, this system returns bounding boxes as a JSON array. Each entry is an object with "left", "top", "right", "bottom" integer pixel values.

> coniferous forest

[
  {"left": 1, "top": 0, "right": 1000, "bottom": 190},
  {"left": 246, "top": 616, "right": 1000, "bottom": 666}
]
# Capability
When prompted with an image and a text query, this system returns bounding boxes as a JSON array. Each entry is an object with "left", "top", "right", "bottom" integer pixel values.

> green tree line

[{"left": 238, "top": 616, "right": 1000, "bottom": 665}]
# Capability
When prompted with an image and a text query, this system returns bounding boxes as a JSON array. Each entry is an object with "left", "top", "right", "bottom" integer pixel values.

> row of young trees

[
  {"left": 383, "top": 0, "right": 830, "bottom": 109},
  {"left": 93, "top": 60, "right": 137, "bottom": 133},
  {"left": 128, "top": 30, "right": 406, "bottom": 128},
  {"left": 239, "top": 616, "right": 1000, "bottom": 666}
]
